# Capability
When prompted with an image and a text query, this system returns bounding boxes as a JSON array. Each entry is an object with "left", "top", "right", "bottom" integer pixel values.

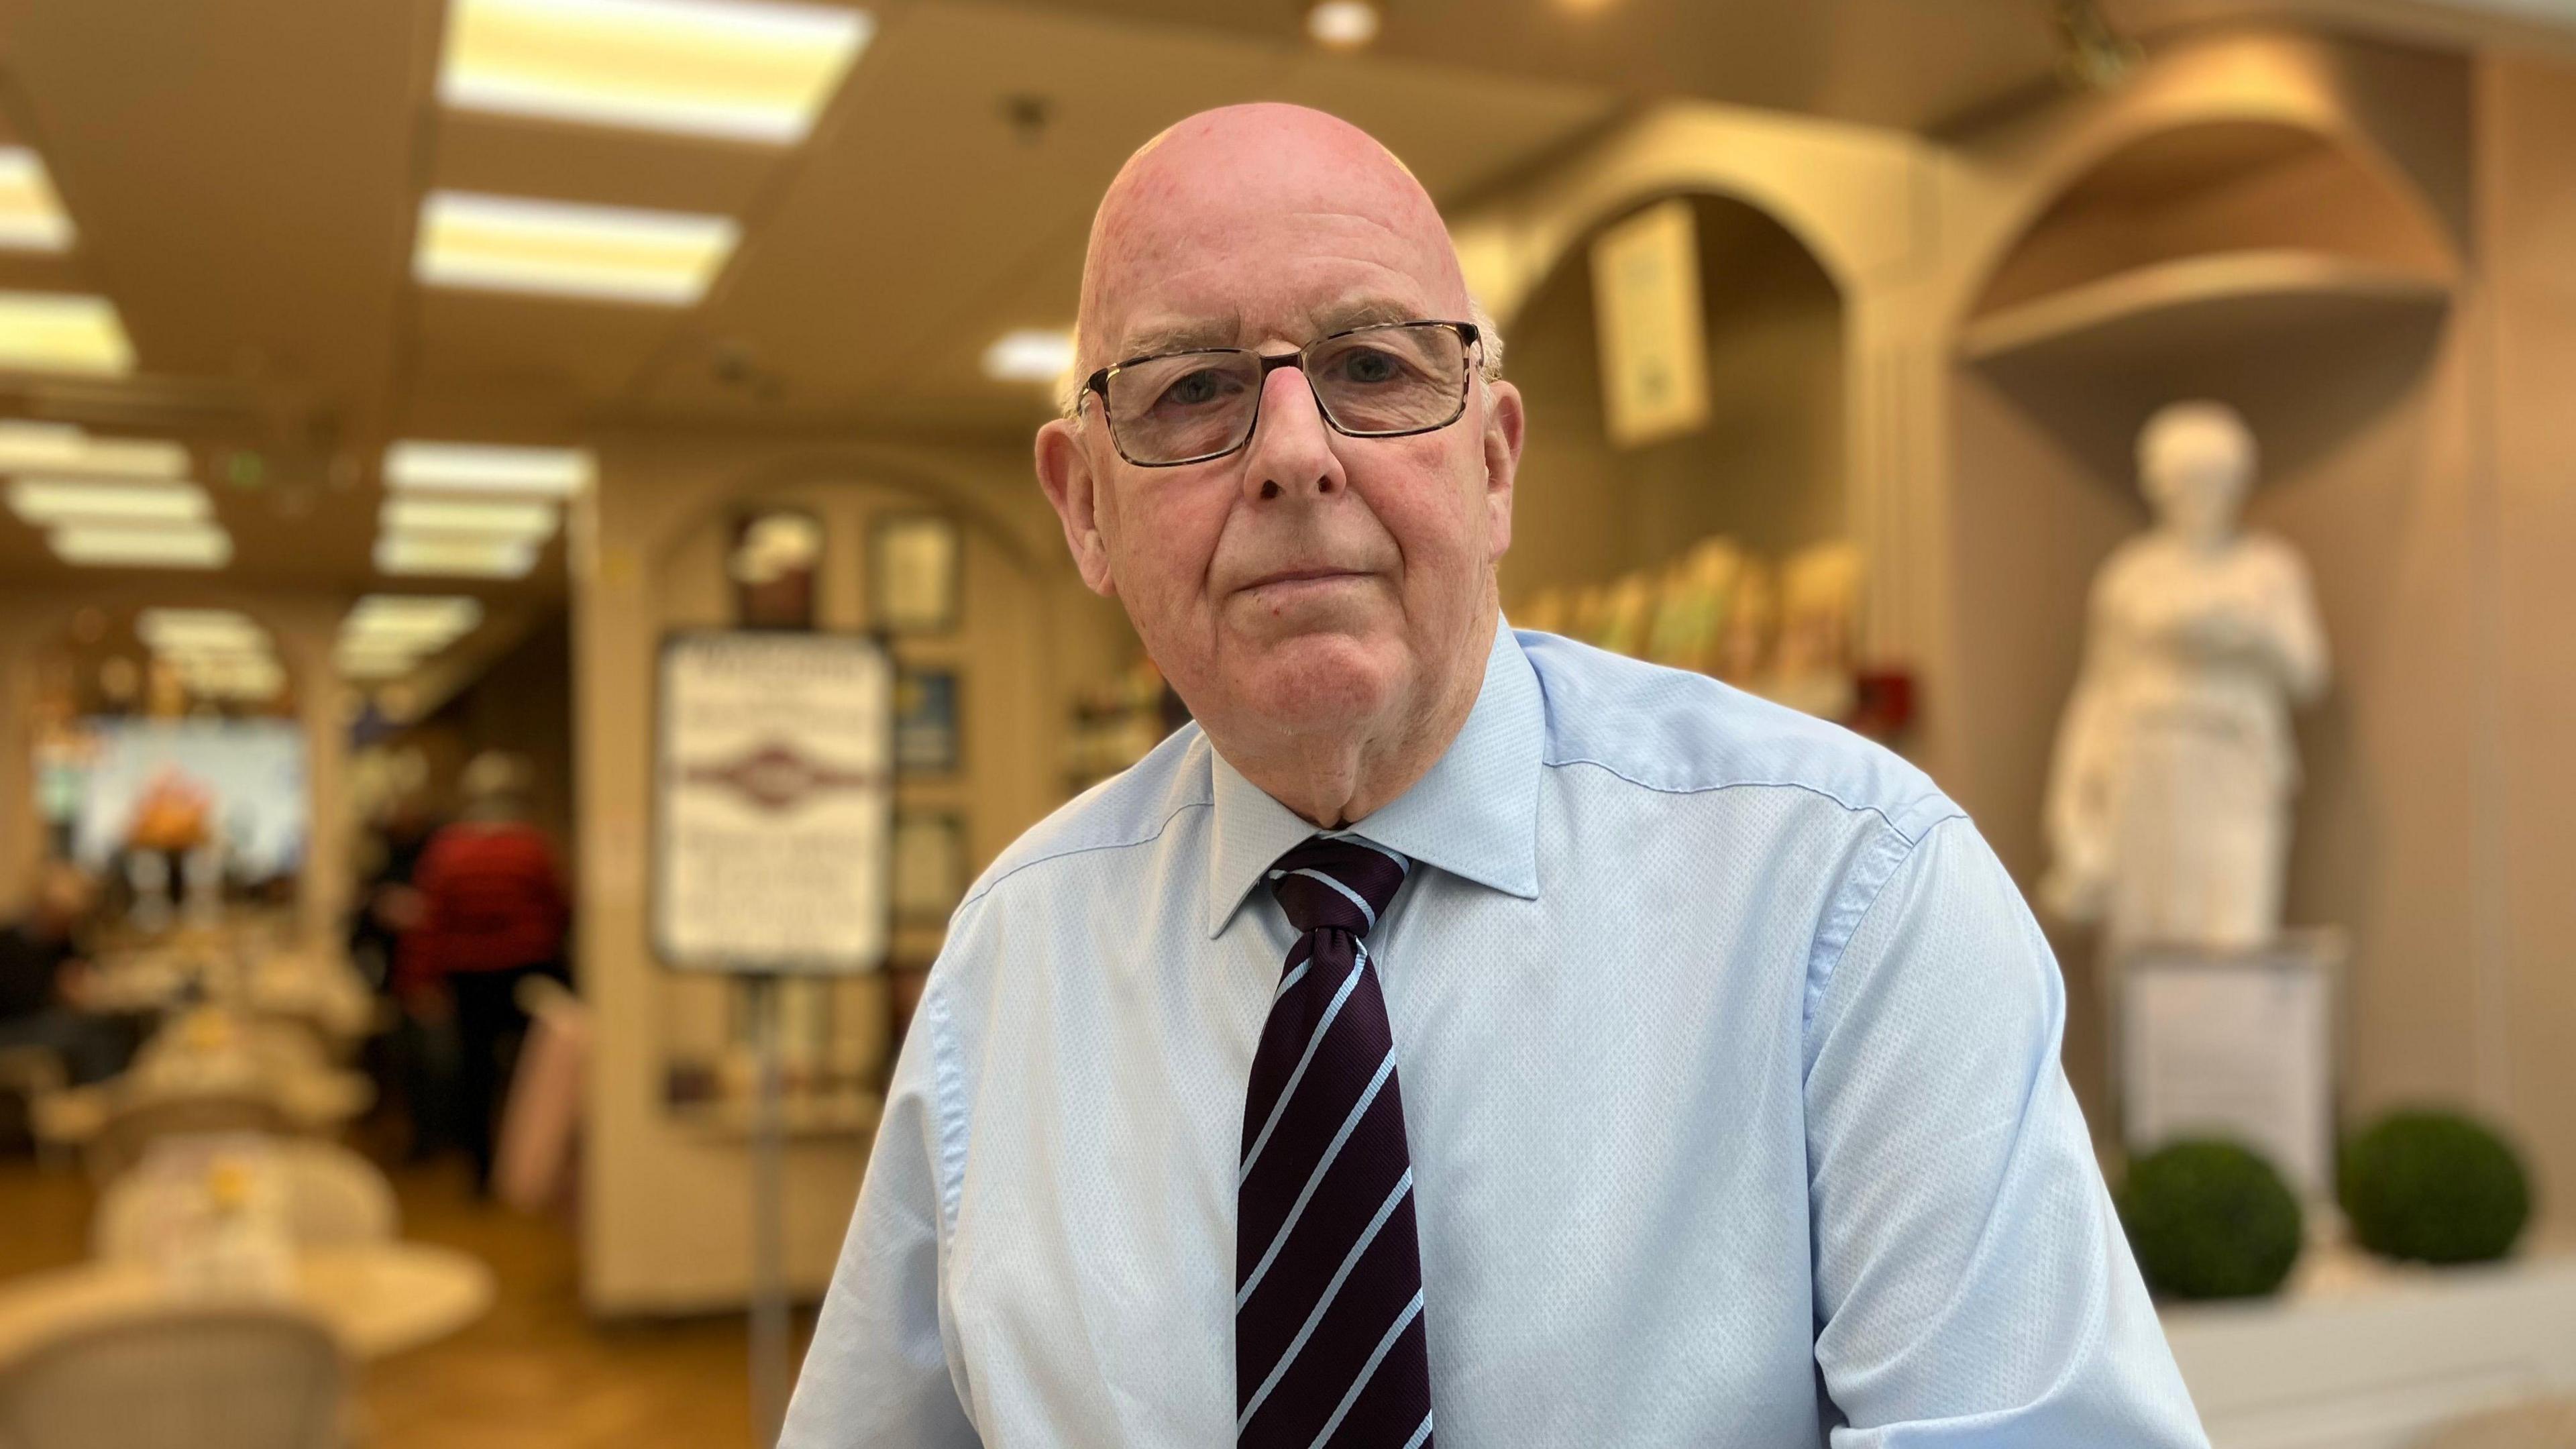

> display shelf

[
  {"left": 1959, "top": 249, "right": 2449, "bottom": 374},
  {"left": 2162, "top": 1246, "right": 2576, "bottom": 1449}
]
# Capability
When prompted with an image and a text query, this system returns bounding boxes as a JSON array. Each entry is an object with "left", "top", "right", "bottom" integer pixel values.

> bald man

[{"left": 784, "top": 105, "right": 2207, "bottom": 1449}]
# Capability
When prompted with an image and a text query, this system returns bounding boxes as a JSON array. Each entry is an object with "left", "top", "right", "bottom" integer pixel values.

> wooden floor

[{"left": 0, "top": 1148, "right": 816, "bottom": 1449}]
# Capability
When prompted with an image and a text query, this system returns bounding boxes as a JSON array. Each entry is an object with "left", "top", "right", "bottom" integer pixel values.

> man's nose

[{"left": 1240, "top": 360, "right": 1345, "bottom": 504}]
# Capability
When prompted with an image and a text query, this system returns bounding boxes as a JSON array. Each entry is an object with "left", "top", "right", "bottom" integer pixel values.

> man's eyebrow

[
  {"left": 1306, "top": 297, "right": 1423, "bottom": 335},
  {"left": 1109, "top": 314, "right": 1242, "bottom": 363}
]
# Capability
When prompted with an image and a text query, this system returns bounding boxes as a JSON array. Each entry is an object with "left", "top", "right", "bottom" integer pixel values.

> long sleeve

[
  {"left": 1803, "top": 816, "right": 2208, "bottom": 1448},
  {"left": 780, "top": 979, "right": 979, "bottom": 1448}
]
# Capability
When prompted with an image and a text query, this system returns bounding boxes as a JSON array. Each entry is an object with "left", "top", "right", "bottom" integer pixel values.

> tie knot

[{"left": 1267, "top": 834, "right": 1409, "bottom": 938}]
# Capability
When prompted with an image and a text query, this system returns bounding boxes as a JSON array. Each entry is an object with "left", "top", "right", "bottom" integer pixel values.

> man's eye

[
  {"left": 1159, "top": 370, "right": 1231, "bottom": 408},
  {"left": 1337, "top": 349, "right": 1401, "bottom": 384}
]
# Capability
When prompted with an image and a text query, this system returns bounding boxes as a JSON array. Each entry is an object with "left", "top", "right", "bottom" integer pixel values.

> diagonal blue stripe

[
  {"left": 1399, "top": 1411, "right": 1434, "bottom": 1449},
  {"left": 1234, "top": 1167, "right": 1413, "bottom": 1424},
  {"left": 1288, "top": 867, "right": 1376, "bottom": 928},
  {"left": 1235, "top": 1044, "right": 1397, "bottom": 1307},
  {"left": 1239, "top": 945, "right": 1368, "bottom": 1183},
  {"left": 1271, "top": 959, "right": 1310, "bottom": 1005},
  {"left": 1305, "top": 1287, "right": 1426, "bottom": 1449}
]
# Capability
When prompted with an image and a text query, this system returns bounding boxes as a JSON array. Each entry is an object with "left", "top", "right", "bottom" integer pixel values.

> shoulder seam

[
  {"left": 955, "top": 798, "right": 1212, "bottom": 912},
  {"left": 1540, "top": 755, "right": 1960, "bottom": 845},
  {"left": 1799, "top": 814, "right": 1966, "bottom": 1074}
]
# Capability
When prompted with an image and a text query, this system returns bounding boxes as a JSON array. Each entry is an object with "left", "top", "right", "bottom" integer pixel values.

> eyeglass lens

[{"left": 1103, "top": 324, "right": 1469, "bottom": 466}]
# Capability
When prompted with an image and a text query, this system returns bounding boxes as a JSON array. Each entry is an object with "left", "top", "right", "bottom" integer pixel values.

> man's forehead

[
  {"left": 1076, "top": 104, "right": 1463, "bottom": 366},
  {"left": 1106, "top": 295, "right": 1431, "bottom": 363}
]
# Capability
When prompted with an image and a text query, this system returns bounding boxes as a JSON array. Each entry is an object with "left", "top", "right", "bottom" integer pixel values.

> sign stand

[
  {"left": 746, "top": 970, "right": 790, "bottom": 1449},
  {"left": 652, "top": 631, "right": 896, "bottom": 1449}
]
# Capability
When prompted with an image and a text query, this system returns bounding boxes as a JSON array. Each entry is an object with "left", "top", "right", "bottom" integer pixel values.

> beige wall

[
  {"left": 570, "top": 425, "right": 1134, "bottom": 1313},
  {"left": 2485, "top": 55, "right": 2576, "bottom": 1242}
]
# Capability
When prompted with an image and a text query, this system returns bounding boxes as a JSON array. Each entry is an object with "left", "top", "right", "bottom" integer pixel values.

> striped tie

[{"left": 1237, "top": 833, "right": 1433, "bottom": 1449}]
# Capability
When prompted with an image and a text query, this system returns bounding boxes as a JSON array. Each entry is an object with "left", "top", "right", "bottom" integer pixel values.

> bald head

[
  {"left": 1033, "top": 102, "right": 1525, "bottom": 829},
  {"left": 1074, "top": 104, "right": 1472, "bottom": 380}
]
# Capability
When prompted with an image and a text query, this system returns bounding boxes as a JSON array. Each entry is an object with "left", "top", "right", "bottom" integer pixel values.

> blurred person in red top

[{"left": 400, "top": 751, "right": 569, "bottom": 1192}]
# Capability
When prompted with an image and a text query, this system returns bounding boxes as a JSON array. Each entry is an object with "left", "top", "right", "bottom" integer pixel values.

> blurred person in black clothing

[
  {"left": 354, "top": 780, "right": 458, "bottom": 1161},
  {"left": 0, "top": 865, "right": 129, "bottom": 1084},
  {"left": 398, "top": 752, "right": 570, "bottom": 1192}
]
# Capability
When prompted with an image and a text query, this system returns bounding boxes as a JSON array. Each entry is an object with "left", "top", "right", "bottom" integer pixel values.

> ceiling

[{"left": 0, "top": 0, "right": 2555, "bottom": 600}]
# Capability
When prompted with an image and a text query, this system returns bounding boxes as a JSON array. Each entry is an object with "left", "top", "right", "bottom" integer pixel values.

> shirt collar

[{"left": 1204, "top": 621, "right": 1544, "bottom": 938}]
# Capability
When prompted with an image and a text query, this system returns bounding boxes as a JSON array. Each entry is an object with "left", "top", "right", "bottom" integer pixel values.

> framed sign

[
  {"left": 871, "top": 514, "right": 961, "bottom": 635},
  {"left": 654, "top": 631, "right": 893, "bottom": 973},
  {"left": 894, "top": 668, "right": 960, "bottom": 775},
  {"left": 2117, "top": 934, "right": 2343, "bottom": 1199},
  {"left": 892, "top": 811, "right": 966, "bottom": 924},
  {"left": 1589, "top": 197, "right": 1710, "bottom": 450}
]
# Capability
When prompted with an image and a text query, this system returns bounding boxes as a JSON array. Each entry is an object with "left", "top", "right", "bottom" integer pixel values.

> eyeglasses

[{"left": 1080, "top": 319, "right": 1483, "bottom": 468}]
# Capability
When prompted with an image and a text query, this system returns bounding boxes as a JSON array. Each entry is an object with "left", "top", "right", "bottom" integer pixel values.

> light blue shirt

[{"left": 784, "top": 625, "right": 2209, "bottom": 1448}]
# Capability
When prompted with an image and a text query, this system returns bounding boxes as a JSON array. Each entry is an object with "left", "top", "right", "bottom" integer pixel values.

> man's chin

[{"left": 1220, "top": 629, "right": 1406, "bottom": 732}]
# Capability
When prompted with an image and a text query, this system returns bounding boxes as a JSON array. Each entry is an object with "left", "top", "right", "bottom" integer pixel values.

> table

[
  {"left": 2164, "top": 1246, "right": 2576, "bottom": 1449},
  {"left": 0, "top": 1242, "right": 496, "bottom": 1364}
]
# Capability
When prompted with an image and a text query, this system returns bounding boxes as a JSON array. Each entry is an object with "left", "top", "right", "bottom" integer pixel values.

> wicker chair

[
  {"left": 83, "top": 1093, "right": 292, "bottom": 1185},
  {"left": 93, "top": 1139, "right": 398, "bottom": 1261},
  {"left": 2410, "top": 1398, "right": 2576, "bottom": 1449},
  {"left": 0, "top": 1305, "right": 347, "bottom": 1449}
]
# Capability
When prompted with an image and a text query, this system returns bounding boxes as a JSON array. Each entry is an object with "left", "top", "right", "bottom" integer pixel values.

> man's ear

[
  {"left": 1036, "top": 417, "right": 1118, "bottom": 598},
  {"left": 1479, "top": 378, "right": 1525, "bottom": 565}
]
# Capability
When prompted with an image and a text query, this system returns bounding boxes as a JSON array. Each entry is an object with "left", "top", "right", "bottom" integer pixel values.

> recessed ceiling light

[
  {"left": 138, "top": 608, "right": 269, "bottom": 653},
  {"left": 0, "top": 292, "right": 135, "bottom": 376},
  {"left": 441, "top": 0, "right": 873, "bottom": 144},
  {"left": 982, "top": 328, "right": 1075, "bottom": 384},
  {"left": 0, "top": 422, "right": 189, "bottom": 479},
  {"left": 415, "top": 191, "right": 739, "bottom": 305},
  {"left": 0, "top": 149, "right": 76, "bottom": 253},
  {"left": 1305, "top": 0, "right": 1381, "bottom": 49},
  {"left": 381, "top": 495, "right": 559, "bottom": 539},
  {"left": 50, "top": 523, "right": 232, "bottom": 568},
  {"left": 7, "top": 478, "right": 210, "bottom": 525},
  {"left": 374, "top": 534, "right": 540, "bottom": 578},
  {"left": 383, "top": 440, "right": 594, "bottom": 496},
  {"left": 347, "top": 594, "right": 486, "bottom": 637},
  {"left": 170, "top": 654, "right": 286, "bottom": 699}
]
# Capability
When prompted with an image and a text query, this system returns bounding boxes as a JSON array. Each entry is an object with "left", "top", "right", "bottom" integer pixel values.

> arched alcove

[
  {"left": 1499, "top": 190, "right": 1848, "bottom": 607},
  {"left": 641, "top": 468, "right": 1055, "bottom": 1135},
  {"left": 1943, "top": 105, "right": 2467, "bottom": 1127}
]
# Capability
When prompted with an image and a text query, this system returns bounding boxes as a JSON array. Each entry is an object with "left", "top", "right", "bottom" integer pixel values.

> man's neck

[{"left": 1226, "top": 606, "right": 1498, "bottom": 829}]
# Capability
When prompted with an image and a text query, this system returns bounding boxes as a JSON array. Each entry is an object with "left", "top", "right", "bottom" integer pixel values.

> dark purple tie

[{"left": 1236, "top": 834, "right": 1433, "bottom": 1449}]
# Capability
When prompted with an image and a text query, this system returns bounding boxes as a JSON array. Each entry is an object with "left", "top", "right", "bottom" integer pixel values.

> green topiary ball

[
  {"left": 2339, "top": 1109, "right": 2530, "bottom": 1265},
  {"left": 2116, "top": 1140, "right": 2304, "bottom": 1301}
]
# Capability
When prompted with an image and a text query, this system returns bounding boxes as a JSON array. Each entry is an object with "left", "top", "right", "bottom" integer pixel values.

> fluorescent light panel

[
  {"left": 51, "top": 524, "right": 231, "bottom": 568},
  {"left": 8, "top": 478, "right": 210, "bottom": 525},
  {"left": 0, "top": 292, "right": 134, "bottom": 376},
  {"left": 374, "top": 534, "right": 538, "bottom": 578},
  {"left": 382, "top": 495, "right": 558, "bottom": 539},
  {"left": 441, "top": 0, "right": 871, "bottom": 144},
  {"left": 0, "top": 149, "right": 76, "bottom": 253},
  {"left": 383, "top": 441, "right": 593, "bottom": 496},
  {"left": 415, "top": 191, "right": 738, "bottom": 305},
  {"left": 0, "top": 422, "right": 189, "bottom": 479},
  {"left": 346, "top": 594, "right": 485, "bottom": 638},
  {"left": 138, "top": 608, "right": 268, "bottom": 653},
  {"left": 983, "top": 329, "right": 1075, "bottom": 383}
]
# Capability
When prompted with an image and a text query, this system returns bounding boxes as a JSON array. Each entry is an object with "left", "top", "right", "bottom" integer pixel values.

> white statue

[{"left": 2041, "top": 401, "right": 2329, "bottom": 953}]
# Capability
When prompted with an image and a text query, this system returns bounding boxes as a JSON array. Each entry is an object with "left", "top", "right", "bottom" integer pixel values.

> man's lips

[{"left": 1234, "top": 567, "right": 1369, "bottom": 594}]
